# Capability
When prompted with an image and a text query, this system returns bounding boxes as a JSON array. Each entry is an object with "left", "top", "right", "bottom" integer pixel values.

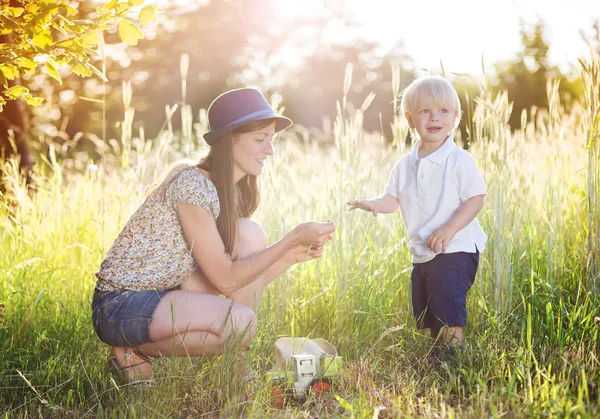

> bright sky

[
  {"left": 172, "top": 0, "right": 598, "bottom": 76},
  {"left": 343, "top": 0, "right": 599, "bottom": 75}
]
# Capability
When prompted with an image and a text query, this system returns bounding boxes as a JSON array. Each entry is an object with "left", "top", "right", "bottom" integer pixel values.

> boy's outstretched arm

[
  {"left": 427, "top": 194, "right": 485, "bottom": 253},
  {"left": 347, "top": 193, "right": 400, "bottom": 216}
]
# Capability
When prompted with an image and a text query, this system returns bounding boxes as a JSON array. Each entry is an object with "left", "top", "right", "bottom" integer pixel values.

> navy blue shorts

[
  {"left": 411, "top": 251, "right": 479, "bottom": 330},
  {"left": 91, "top": 288, "right": 171, "bottom": 347}
]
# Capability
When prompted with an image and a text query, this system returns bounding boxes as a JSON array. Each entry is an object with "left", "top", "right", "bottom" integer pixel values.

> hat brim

[{"left": 203, "top": 111, "right": 293, "bottom": 145}]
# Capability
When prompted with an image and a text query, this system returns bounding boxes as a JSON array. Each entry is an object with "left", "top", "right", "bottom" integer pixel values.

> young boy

[{"left": 348, "top": 75, "right": 487, "bottom": 353}]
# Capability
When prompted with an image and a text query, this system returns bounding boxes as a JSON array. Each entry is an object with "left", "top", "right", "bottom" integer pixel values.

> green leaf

[
  {"left": 71, "top": 62, "right": 93, "bottom": 77},
  {"left": 335, "top": 395, "right": 354, "bottom": 412},
  {"left": 118, "top": 19, "right": 143, "bottom": 46},
  {"left": 5, "top": 85, "right": 29, "bottom": 100},
  {"left": 128, "top": 0, "right": 144, "bottom": 5},
  {"left": 46, "top": 60, "right": 62, "bottom": 85},
  {"left": 139, "top": 5, "right": 161, "bottom": 26},
  {"left": 31, "top": 31, "right": 53, "bottom": 49}
]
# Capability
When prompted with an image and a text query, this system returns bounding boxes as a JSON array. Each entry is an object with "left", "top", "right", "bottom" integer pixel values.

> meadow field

[{"left": 1, "top": 62, "right": 599, "bottom": 418}]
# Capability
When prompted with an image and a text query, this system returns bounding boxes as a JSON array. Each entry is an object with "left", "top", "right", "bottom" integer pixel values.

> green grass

[{"left": 1, "top": 62, "right": 599, "bottom": 418}]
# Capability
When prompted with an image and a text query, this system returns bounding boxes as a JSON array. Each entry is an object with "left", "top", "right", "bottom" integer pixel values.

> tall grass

[{"left": 1, "top": 59, "right": 599, "bottom": 417}]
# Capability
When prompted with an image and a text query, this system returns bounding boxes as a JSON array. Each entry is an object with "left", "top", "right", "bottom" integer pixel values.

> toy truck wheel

[
  {"left": 270, "top": 386, "right": 287, "bottom": 408},
  {"left": 308, "top": 380, "right": 331, "bottom": 396}
]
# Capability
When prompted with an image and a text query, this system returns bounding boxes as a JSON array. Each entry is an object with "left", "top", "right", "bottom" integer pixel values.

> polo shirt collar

[{"left": 410, "top": 136, "right": 457, "bottom": 166}]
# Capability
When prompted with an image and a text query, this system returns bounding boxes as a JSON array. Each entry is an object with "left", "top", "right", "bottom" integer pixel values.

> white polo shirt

[{"left": 384, "top": 137, "right": 487, "bottom": 263}]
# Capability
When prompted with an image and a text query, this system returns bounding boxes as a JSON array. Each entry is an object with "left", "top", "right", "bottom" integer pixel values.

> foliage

[
  {"left": 491, "top": 19, "right": 583, "bottom": 129},
  {"left": 0, "top": 61, "right": 599, "bottom": 417},
  {"left": 0, "top": 0, "right": 160, "bottom": 111}
]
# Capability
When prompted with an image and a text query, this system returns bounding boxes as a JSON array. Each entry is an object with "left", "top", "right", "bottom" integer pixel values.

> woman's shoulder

[
  {"left": 167, "top": 166, "right": 220, "bottom": 218},
  {"left": 175, "top": 166, "right": 216, "bottom": 191}
]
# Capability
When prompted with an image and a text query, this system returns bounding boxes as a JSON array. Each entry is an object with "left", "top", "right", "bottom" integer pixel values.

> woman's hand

[
  {"left": 289, "top": 244, "right": 326, "bottom": 263},
  {"left": 289, "top": 221, "right": 335, "bottom": 248}
]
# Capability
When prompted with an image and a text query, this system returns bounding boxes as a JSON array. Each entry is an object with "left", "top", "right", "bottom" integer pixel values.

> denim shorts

[
  {"left": 411, "top": 251, "right": 479, "bottom": 329},
  {"left": 91, "top": 288, "right": 171, "bottom": 347}
]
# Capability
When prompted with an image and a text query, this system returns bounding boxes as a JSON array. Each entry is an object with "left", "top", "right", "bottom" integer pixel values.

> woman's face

[{"left": 232, "top": 121, "right": 276, "bottom": 182}]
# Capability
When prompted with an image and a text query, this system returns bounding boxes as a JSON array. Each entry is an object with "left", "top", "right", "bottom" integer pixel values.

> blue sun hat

[{"left": 203, "top": 87, "right": 293, "bottom": 145}]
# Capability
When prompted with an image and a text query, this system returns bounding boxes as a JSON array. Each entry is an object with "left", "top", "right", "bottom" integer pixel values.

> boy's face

[{"left": 405, "top": 99, "right": 456, "bottom": 148}]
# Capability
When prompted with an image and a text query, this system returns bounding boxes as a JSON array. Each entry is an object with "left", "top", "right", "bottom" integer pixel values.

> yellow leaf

[
  {"left": 78, "top": 96, "right": 104, "bottom": 104},
  {"left": 118, "top": 19, "right": 144, "bottom": 46},
  {"left": 102, "top": 0, "right": 118, "bottom": 12},
  {"left": 0, "top": 65, "right": 19, "bottom": 80},
  {"left": 129, "top": 0, "right": 144, "bottom": 5},
  {"left": 24, "top": 4, "right": 41, "bottom": 14},
  {"left": 115, "top": 3, "right": 131, "bottom": 14},
  {"left": 46, "top": 61, "right": 62, "bottom": 85},
  {"left": 7, "top": 7, "right": 24, "bottom": 17},
  {"left": 65, "top": 5, "right": 77, "bottom": 16},
  {"left": 81, "top": 31, "right": 100, "bottom": 47},
  {"left": 71, "top": 62, "right": 93, "bottom": 77},
  {"left": 31, "top": 32, "right": 53, "bottom": 49},
  {"left": 23, "top": 96, "right": 44, "bottom": 106},
  {"left": 5, "top": 85, "right": 29, "bottom": 100},
  {"left": 139, "top": 5, "right": 161, "bottom": 26},
  {"left": 87, "top": 62, "right": 108, "bottom": 82},
  {"left": 15, "top": 57, "right": 37, "bottom": 70}
]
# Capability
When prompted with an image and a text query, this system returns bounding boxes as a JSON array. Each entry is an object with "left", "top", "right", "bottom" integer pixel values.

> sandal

[{"left": 108, "top": 348, "right": 153, "bottom": 388}]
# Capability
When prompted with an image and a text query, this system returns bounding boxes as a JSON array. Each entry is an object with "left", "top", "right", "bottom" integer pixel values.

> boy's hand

[
  {"left": 347, "top": 200, "right": 379, "bottom": 216},
  {"left": 427, "top": 225, "right": 456, "bottom": 253}
]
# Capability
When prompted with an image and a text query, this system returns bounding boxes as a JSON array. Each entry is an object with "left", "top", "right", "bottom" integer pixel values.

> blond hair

[{"left": 400, "top": 76, "right": 461, "bottom": 129}]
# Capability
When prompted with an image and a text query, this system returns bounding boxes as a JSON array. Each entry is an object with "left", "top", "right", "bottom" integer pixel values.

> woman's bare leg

[
  {"left": 112, "top": 218, "right": 269, "bottom": 380},
  {"left": 225, "top": 218, "right": 269, "bottom": 312},
  {"left": 111, "top": 292, "right": 256, "bottom": 381},
  {"left": 179, "top": 217, "right": 270, "bottom": 311}
]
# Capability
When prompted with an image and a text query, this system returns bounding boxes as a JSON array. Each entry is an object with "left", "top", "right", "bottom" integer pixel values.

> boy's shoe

[
  {"left": 444, "top": 344, "right": 462, "bottom": 357},
  {"left": 426, "top": 345, "right": 463, "bottom": 366}
]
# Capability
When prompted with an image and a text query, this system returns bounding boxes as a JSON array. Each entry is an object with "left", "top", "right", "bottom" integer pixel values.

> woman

[{"left": 91, "top": 87, "right": 335, "bottom": 385}]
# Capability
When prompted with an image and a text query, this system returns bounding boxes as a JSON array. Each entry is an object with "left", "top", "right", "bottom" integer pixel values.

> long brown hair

[{"left": 150, "top": 119, "right": 273, "bottom": 256}]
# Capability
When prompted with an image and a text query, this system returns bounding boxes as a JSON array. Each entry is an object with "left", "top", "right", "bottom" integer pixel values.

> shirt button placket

[{"left": 417, "top": 168, "right": 425, "bottom": 194}]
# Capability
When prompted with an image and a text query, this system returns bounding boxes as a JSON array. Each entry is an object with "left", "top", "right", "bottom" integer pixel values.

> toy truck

[{"left": 266, "top": 337, "right": 342, "bottom": 407}]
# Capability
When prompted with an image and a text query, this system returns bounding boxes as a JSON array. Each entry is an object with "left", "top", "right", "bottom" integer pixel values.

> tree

[
  {"left": 491, "top": 19, "right": 582, "bottom": 130},
  {"left": 0, "top": 0, "right": 159, "bottom": 188}
]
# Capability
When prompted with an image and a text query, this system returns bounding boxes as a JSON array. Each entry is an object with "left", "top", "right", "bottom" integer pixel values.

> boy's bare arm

[
  {"left": 427, "top": 195, "right": 485, "bottom": 253},
  {"left": 347, "top": 193, "right": 400, "bottom": 216}
]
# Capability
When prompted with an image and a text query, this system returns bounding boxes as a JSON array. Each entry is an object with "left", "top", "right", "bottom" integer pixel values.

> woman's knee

[
  {"left": 235, "top": 218, "right": 268, "bottom": 257},
  {"left": 220, "top": 303, "right": 258, "bottom": 347}
]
